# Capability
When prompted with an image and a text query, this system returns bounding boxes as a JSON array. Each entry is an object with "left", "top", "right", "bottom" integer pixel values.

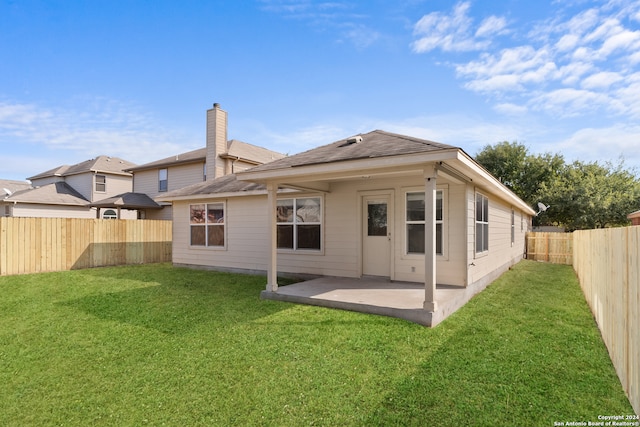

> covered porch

[{"left": 261, "top": 275, "right": 493, "bottom": 327}]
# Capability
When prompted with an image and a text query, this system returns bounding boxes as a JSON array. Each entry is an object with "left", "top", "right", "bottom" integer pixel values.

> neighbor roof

[
  {"left": 628, "top": 210, "right": 640, "bottom": 219},
  {"left": 224, "top": 140, "right": 286, "bottom": 164},
  {"left": 3, "top": 182, "right": 89, "bottom": 206},
  {"left": 126, "top": 147, "right": 206, "bottom": 172},
  {"left": 89, "top": 192, "right": 163, "bottom": 210},
  {"left": 243, "top": 130, "right": 457, "bottom": 173},
  {"left": 1, "top": 179, "right": 32, "bottom": 197},
  {"left": 126, "top": 140, "right": 286, "bottom": 172},
  {"left": 28, "top": 155, "right": 136, "bottom": 180}
]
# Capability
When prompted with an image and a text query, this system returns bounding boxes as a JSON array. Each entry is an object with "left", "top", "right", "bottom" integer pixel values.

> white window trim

[
  {"left": 511, "top": 209, "right": 515, "bottom": 247},
  {"left": 475, "top": 192, "right": 489, "bottom": 256},
  {"left": 95, "top": 174, "right": 106, "bottom": 193},
  {"left": 402, "top": 185, "right": 448, "bottom": 261},
  {"left": 276, "top": 195, "right": 324, "bottom": 254},
  {"left": 159, "top": 168, "right": 168, "bottom": 192},
  {"left": 188, "top": 201, "right": 227, "bottom": 250}
]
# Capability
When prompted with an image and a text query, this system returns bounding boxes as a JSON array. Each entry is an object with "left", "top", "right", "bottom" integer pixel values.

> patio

[{"left": 261, "top": 276, "right": 491, "bottom": 327}]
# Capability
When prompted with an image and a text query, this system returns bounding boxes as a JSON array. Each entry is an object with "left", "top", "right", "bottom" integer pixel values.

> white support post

[
  {"left": 423, "top": 165, "right": 438, "bottom": 312},
  {"left": 266, "top": 182, "right": 278, "bottom": 292}
]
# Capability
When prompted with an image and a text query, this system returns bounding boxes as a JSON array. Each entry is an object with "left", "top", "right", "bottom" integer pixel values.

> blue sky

[{"left": 2, "top": 0, "right": 640, "bottom": 181}]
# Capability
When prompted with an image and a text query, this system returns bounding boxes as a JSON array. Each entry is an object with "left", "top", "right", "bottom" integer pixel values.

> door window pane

[{"left": 367, "top": 202, "right": 387, "bottom": 236}]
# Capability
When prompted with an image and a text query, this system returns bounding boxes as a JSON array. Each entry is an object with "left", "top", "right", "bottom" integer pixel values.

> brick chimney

[{"left": 206, "top": 103, "right": 228, "bottom": 181}]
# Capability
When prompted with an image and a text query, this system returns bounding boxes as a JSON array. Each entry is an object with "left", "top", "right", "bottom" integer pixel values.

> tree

[
  {"left": 475, "top": 143, "right": 640, "bottom": 230},
  {"left": 545, "top": 160, "right": 640, "bottom": 230}
]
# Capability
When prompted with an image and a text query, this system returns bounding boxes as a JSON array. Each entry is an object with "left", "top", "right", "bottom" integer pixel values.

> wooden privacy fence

[
  {"left": 573, "top": 227, "right": 640, "bottom": 416},
  {"left": 0, "top": 217, "right": 172, "bottom": 276},
  {"left": 526, "top": 232, "right": 573, "bottom": 265}
]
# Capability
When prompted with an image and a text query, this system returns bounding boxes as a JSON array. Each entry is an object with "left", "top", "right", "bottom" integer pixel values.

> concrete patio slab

[{"left": 260, "top": 276, "right": 490, "bottom": 327}]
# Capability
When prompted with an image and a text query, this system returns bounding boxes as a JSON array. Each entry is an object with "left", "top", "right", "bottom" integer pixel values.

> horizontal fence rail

[
  {"left": 526, "top": 232, "right": 573, "bottom": 265},
  {"left": 573, "top": 227, "right": 640, "bottom": 416},
  {"left": 0, "top": 218, "right": 172, "bottom": 276}
]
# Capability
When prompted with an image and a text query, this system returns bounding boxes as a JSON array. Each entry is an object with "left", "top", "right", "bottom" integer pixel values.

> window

[
  {"left": 475, "top": 193, "right": 489, "bottom": 253},
  {"left": 511, "top": 209, "right": 515, "bottom": 246},
  {"left": 159, "top": 168, "right": 168, "bottom": 192},
  {"left": 190, "top": 203, "right": 225, "bottom": 247},
  {"left": 406, "top": 191, "right": 443, "bottom": 255},
  {"left": 277, "top": 197, "right": 321, "bottom": 250},
  {"left": 103, "top": 209, "right": 117, "bottom": 219},
  {"left": 95, "top": 174, "right": 106, "bottom": 192}
]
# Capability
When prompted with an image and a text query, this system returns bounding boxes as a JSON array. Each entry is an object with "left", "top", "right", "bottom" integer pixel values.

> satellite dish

[
  {"left": 2, "top": 188, "right": 12, "bottom": 196},
  {"left": 536, "top": 202, "right": 550, "bottom": 216}
]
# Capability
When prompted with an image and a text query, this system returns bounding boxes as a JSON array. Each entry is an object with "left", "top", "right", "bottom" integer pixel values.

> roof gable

[
  {"left": 28, "top": 155, "right": 136, "bottom": 180},
  {"left": 4, "top": 182, "right": 89, "bottom": 206},
  {"left": 225, "top": 140, "right": 286, "bottom": 164},
  {"left": 126, "top": 148, "right": 207, "bottom": 172}
]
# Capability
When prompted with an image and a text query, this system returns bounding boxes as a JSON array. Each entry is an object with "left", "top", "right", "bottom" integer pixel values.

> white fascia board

[
  {"left": 156, "top": 189, "right": 268, "bottom": 202},
  {"left": 454, "top": 151, "right": 536, "bottom": 215},
  {"left": 155, "top": 188, "right": 300, "bottom": 203},
  {"left": 236, "top": 149, "right": 461, "bottom": 183}
]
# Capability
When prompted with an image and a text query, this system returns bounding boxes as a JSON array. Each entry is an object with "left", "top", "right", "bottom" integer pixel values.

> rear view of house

[{"left": 159, "top": 129, "right": 535, "bottom": 325}]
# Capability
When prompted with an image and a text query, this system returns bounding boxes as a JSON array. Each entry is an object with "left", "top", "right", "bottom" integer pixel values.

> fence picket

[
  {"left": 573, "top": 227, "right": 639, "bottom": 416},
  {"left": 0, "top": 218, "right": 171, "bottom": 276}
]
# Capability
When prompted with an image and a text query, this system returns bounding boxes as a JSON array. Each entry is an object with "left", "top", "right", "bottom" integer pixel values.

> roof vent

[{"left": 340, "top": 135, "right": 363, "bottom": 147}]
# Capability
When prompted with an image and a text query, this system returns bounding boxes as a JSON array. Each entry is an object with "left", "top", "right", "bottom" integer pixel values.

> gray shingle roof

[
  {"left": 225, "top": 140, "right": 286, "bottom": 164},
  {"left": 126, "top": 148, "right": 207, "bottom": 172},
  {"left": 0, "top": 179, "right": 32, "bottom": 197},
  {"left": 158, "top": 174, "right": 266, "bottom": 199},
  {"left": 89, "top": 192, "right": 163, "bottom": 209},
  {"left": 127, "top": 140, "right": 285, "bottom": 172},
  {"left": 28, "top": 155, "right": 136, "bottom": 180},
  {"left": 243, "top": 130, "right": 457, "bottom": 173},
  {"left": 4, "top": 182, "right": 89, "bottom": 206}
]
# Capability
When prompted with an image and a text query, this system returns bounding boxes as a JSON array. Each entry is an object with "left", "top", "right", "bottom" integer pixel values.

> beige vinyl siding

[
  {"left": 467, "top": 187, "right": 529, "bottom": 286},
  {"left": 168, "top": 163, "right": 206, "bottom": 192},
  {"left": 172, "top": 197, "right": 269, "bottom": 271},
  {"left": 143, "top": 207, "right": 172, "bottom": 221},
  {"left": 65, "top": 173, "right": 94, "bottom": 201},
  {"left": 30, "top": 177, "right": 63, "bottom": 187},
  {"left": 393, "top": 181, "right": 467, "bottom": 285},
  {"left": 279, "top": 183, "right": 360, "bottom": 278},
  {"left": 134, "top": 163, "right": 205, "bottom": 198},
  {"left": 98, "top": 173, "right": 133, "bottom": 200},
  {"left": 170, "top": 173, "right": 530, "bottom": 286},
  {"left": 132, "top": 169, "right": 159, "bottom": 195},
  {"left": 11, "top": 204, "right": 96, "bottom": 219}
]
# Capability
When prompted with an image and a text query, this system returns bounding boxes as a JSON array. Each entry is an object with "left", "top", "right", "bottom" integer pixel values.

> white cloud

[
  {"left": 0, "top": 100, "right": 199, "bottom": 166},
  {"left": 581, "top": 71, "right": 624, "bottom": 89},
  {"left": 493, "top": 103, "right": 528, "bottom": 115},
  {"left": 475, "top": 15, "right": 508, "bottom": 38},
  {"left": 553, "top": 124, "right": 640, "bottom": 168},
  {"left": 528, "top": 88, "right": 610, "bottom": 116},
  {"left": 416, "top": 1, "right": 640, "bottom": 120},
  {"left": 412, "top": 2, "right": 502, "bottom": 53}
]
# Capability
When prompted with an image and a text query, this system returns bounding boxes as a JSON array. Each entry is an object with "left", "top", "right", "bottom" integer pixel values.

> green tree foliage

[{"left": 475, "top": 142, "right": 640, "bottom": 230}]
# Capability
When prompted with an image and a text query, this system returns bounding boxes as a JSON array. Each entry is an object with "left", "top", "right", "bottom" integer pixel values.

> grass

[{"left": 0, "top": 261, "right": 633, "bottom": 426}]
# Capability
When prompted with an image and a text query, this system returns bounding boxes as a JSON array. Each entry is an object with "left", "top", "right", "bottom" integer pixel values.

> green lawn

[{"left": 0, "top": 261, "right": 633, "bottom": 426}]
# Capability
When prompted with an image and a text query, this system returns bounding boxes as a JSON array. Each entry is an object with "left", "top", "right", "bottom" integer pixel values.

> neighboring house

[
  {"left": 126, "top": 103, "right": 286, "bottom": 220},
  {"left": 1, "top": 156, "right": 139, "bottom": 219},
  {"left": 0, "top": 179, "right": 32, "bottom": 217},
  {"left": 158, "top": 129, "right": 536, "bottom": 313},
  {"left": 629, "top": 210, "right": 640, "bottom": 225}
]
